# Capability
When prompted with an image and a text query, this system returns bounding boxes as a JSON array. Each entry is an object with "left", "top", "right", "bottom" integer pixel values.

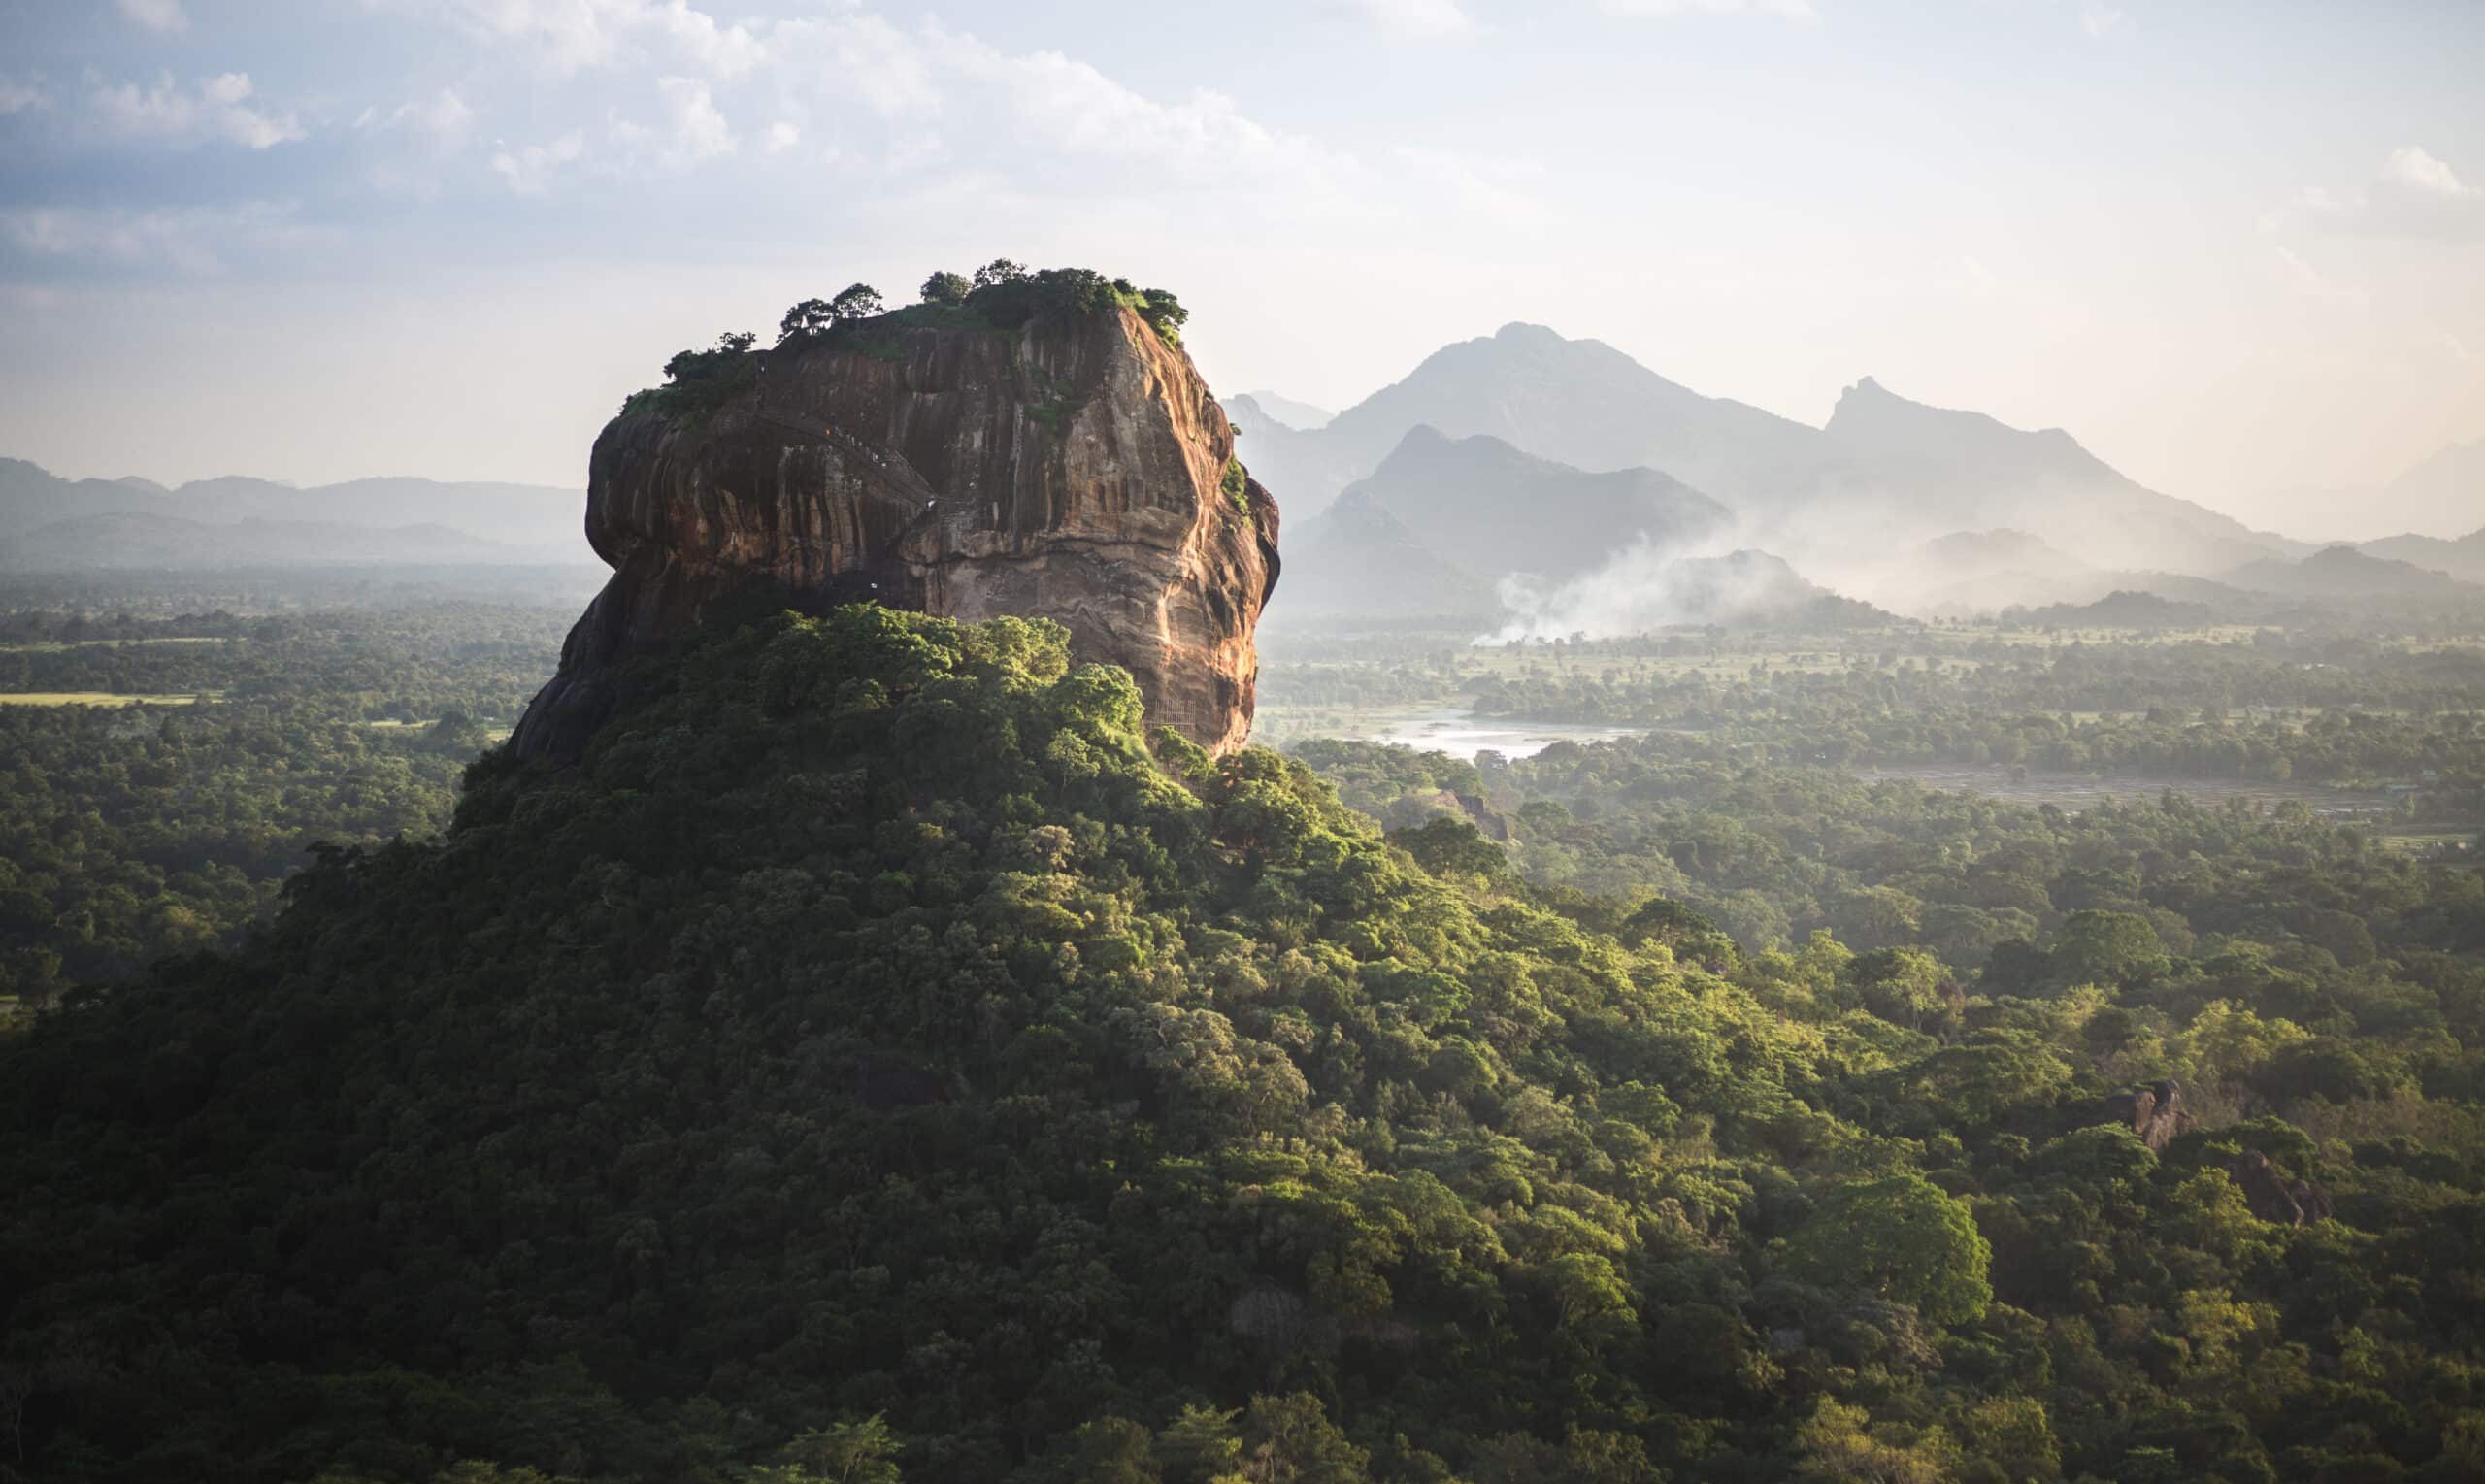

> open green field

[
  {"left": 1975, "top": 624, "right": 2269, "bottom": 647},
  {"left": 0, "top": 691, "right": 208, "bottom": 707},
  {"left": 358, "top": 718, "right": 514, "bottom": 742},
  {"left": 0, "top": 636, "right": 234, "bottom": 652},
  {"left": 2381, "top": 831, "right": 2479, "bottom": 856}
]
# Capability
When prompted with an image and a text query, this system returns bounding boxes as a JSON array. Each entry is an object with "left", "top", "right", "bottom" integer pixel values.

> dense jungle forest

[{"left": 5, "top": 578, "right": 2485, "bottom": 1484}]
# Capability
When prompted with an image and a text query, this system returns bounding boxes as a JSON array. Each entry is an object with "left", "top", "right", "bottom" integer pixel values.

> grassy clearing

[
  {"left": 2381, "top": 831, "right": 2478, "bottom": 854},
  {"left": 0, "top": 692, "right": 207, "bottom": 708},
  {"left": 1977, "top": 624, "right": 2269, "bottom": 647}
]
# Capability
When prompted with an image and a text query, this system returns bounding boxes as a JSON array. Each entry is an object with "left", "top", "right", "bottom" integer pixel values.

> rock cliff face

[{"left": 514, "top": 305, "right": 1279, "bottom": 760}]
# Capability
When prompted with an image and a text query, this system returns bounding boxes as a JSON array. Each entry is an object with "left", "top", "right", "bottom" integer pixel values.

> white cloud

[
  {"left": 1393, "top": 146, "right": 1547, "bottom": 227},
  {"left": 1944, "top": 254, "right": 1999, "bottom": 298},
  {"left": 0, "top": 202, "right": 311, "bottom": 274},
  {"left": 2270, "top": 246, "right": 2368, "bottom": 308},
  {"left": 116, "top": 0, "right": 189, "bottom": 33},
  {"left": 372, "top": 0, "right": 620, "bottom": 75},
  {"left": 354, "top": 89, "right": 478, "bottom": 195},
  {"left": 654, "top": 76, "right": 733, "bottom": 165},
  {"left": 0, "top": 77, "right": 50, "bottom": 115},
  {"left": 644, "top": 0, "right": 763, "bottom": 78},
  {"left": 2292, "top": 146, "right": 2484, "bottom": 241},
  {"left": 379, "top": 4, "right": 1355, "bottom": 198},
  {"left": 765, "top": 12, "right": 943, "bottom": 118},
  {"left": 940, "top": 32, "right": 1350, "bottom": 189},
  {"left": 2079, "top": 3, "right": 2129, "bottom": 40},
  {"left": 2382, "top": 146, "right": 2474, "bottom": 200},
  {"left": 1331, "top": 0, "right": 1479, "bottom": 40},
  {"left": 490, "top": 128, "right": 585, "bottom": 192},
  {"left": 366, "top": 87, "right": 476, "bottom": 149},
  {"left": 1600, "top": 0, "right": 1818, "bottom": 19},
  {"left": 366, "top": 2, "right": 1519, "bottom": 237},
  {"left": 373, "top": 0, "right": 760, "bottom": 78},
  {"left": 85, "top": 72, "right": 306, "bottom": 149}
]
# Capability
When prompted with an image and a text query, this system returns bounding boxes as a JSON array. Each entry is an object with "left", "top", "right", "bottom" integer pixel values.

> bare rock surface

[{"left": 514, "top": 304, "right": 1279, "bottom": 760}]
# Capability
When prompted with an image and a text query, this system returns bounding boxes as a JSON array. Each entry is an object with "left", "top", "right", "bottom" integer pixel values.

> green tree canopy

[{"left": 1784, "top": 1172, "right": 1994, "bottom": 1326}]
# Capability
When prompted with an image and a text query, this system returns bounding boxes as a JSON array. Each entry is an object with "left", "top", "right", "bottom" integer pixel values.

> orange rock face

[{"left": 513, "top": 306, "right": 1281, "bottom": 760}]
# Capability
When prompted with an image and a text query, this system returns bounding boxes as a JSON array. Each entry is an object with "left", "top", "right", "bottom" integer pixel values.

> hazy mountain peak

[
  {"left": 1914, "top": 527, "right": 2084, "bottom": 568},
  {"left": 1380, "top": 423, "right": 1540, "bottom": 466},
  {"left": 1225, "top": 389, "right": 1333, "bottom": 432},
  {"left": 1829, "top": 379, "right": 2103, "bottom": 471},
  {"left": 2375, "top": 436, "right": 2485, "bottom": 539},
  {"left": 1301, "top": 322, "right": 1823, "bottom": 512}
]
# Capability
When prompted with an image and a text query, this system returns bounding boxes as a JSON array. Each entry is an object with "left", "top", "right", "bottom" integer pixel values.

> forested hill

[{"left": 6, "top": 606, "right": 2485, "bottom": 1483}]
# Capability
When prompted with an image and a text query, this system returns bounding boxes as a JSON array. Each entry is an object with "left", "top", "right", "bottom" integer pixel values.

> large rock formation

[{"left": 514, "top": 303, "right": 1279, "bottom": 760}]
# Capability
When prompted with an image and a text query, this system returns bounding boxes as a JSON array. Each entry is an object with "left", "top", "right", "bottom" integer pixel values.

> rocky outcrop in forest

[{"left": 514, "top": 296, "right": 1279, "bottom": 760}]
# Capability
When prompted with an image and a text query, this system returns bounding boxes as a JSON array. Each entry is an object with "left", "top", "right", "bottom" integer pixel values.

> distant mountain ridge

[
  {"left": 2224, "top": 544, "right": 2477, "bottom": 600},
  {"left": 1818, "top": 379, "right": 2287, "bottom": 575},
  {"left": 0, "top": 457, "right": 592, "bottom": 568},
  {"left": 1225, "top": 324, "right": 2299, "bottom": 605},
  {"left": 1240, "top": 322, "right": 1827, "bottom": 520},
  {"left": 2357, "top": 526, "right": 2485, "bottom": 583}
]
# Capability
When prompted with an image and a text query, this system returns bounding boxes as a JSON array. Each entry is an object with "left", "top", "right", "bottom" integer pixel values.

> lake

[{"left": 1261, "top": 705, "right": 1646, "bottom": 760}]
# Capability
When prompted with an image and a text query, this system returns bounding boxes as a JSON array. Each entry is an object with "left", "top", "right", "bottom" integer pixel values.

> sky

[{"left": 0, "top": 0, "right": 2478, "bottom": 533}]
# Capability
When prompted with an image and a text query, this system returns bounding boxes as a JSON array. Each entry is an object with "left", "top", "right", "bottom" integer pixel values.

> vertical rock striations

[{"left": 514, "top": 303, "right": 1280, "bottom": 760}]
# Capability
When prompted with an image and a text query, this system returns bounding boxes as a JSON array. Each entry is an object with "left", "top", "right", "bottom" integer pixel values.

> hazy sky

[{"left": 1, "top": 0, "right": 2478, "bottom": 529}]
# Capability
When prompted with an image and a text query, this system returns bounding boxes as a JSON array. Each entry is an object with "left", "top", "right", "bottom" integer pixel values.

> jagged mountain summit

[
  {"left": 1239, "top": 322, "right": 1825, "bottom": 518},
  {"left": 513, "top": 269, "right": 1281, "bottom": 762}
]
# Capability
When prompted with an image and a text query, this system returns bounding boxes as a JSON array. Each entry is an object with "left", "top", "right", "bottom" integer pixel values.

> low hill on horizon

[
  {"left": 1224, "top": 389, "right": 1334, "bottom": 431},
  {"left": 0, "top": 456, "right": 594, "bottom": 568},
  {"left": 2360, "top": 526, "right": 2485, "bottom": 584},
  {"left": 0, "top": 511, "right": 534, "bottom": 570},
  {"left": 2224, "top": 544, "right": 2478, "bottom": 600}
]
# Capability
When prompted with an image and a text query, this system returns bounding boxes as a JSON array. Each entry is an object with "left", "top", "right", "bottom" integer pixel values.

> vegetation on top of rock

[
  {"left": 778, "top": 284, "right": 888, "bottom": 345},
  {"left": 618, "top": 329, "right": 758, "bottom": 419},
  {"left": 621, "top": 263, "right": 1195, "bottom": 421}
]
